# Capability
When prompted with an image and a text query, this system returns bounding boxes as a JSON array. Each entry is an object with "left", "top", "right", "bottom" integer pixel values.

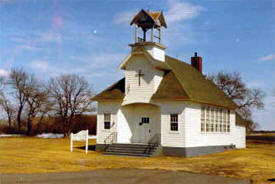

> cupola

[{"left": 129, "top": 9, "right": 167, "bottom": 62}]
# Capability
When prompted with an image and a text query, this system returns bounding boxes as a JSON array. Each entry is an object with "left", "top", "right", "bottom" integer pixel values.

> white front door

[{"left": 138, "top": 117, "right": 151, "bottom": 143}]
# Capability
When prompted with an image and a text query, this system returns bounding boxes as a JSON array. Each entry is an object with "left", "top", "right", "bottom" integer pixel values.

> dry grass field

[{"left": 0, "top": 137, "right": 274, "bottom": 184}]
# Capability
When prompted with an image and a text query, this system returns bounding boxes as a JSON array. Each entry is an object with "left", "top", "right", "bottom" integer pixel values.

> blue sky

[{"left": 0, "top": 0, "right": 274, "bottom": 130}]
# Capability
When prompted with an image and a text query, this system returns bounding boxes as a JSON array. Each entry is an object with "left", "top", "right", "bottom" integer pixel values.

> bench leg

[{"left": 70, "top": 133, "right": 73, "bottom": 152}]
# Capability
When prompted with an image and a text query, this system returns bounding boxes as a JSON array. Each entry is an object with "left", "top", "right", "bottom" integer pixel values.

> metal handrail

[
  {"left": 104, "top": 132, "right": 117, "bottom": 145},
  {"left": 148, "top": 133, "right": 160, "bottom": 145},
  {"left": 144, "top": 133, "right": 160, "bottom": 154}
]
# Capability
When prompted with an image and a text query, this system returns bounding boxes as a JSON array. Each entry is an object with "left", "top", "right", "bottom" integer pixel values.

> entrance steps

[{"left": 103, "top": 143, "right": 161, "bottom": 157}]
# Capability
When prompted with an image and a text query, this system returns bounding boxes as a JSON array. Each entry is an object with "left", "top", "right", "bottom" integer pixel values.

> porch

[
  {"left": 99, "top": 103, "right": 161, "bottom": 156},
  {"left": 115, "top": 103, "right": 161, "bottom": 144}
]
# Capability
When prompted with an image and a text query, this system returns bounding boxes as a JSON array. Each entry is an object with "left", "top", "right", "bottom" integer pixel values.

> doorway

[{"left": 137, "top": 117, "right": 151, "bottom": 143}]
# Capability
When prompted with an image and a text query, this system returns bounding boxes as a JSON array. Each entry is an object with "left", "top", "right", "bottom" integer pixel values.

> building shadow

[
  {"left": 76, "top": 145, "right": 96, "bottom": 151},
  {"left": 267, "top": 178, "right": 275, "bottom": 182}
]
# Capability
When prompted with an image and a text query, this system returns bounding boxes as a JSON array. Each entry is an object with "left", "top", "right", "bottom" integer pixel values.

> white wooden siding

[
  {"left": 97, "top": 100, "right": 246, "bottom": 149},
  {"left": 123, "top": 55, "right": 164, "bottom": 105},
  {"left": 117, "top": 104, "right": 161, "bottom": 143},
  {"left": 184, "top": 103, "right": 246, "bottom": 148},
  {"left": 159, "top": 102, "right": 186, "bottom": 147},
  {"left": 144, "top": 44, "right": 165, "bottom": 61},
  {"left": 153, "top": 73, "right": 163, "bottom": 93},
  {"left": 234, "top": 125, "right": 246, "bottom": 148},
  {"left": 96, "top": 101, "right": 121, "bottom": 144}
]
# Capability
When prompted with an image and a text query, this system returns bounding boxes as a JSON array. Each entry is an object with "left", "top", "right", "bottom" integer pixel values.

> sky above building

[{"left": 0, "top": 0, "right": 274, "bottom": 130}]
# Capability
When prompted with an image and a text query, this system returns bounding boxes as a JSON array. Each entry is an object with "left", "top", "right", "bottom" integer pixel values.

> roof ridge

[
  {"left": 165, "top": 55, "right": 237, "bottom": 109},
  {"left": 120, "top": 48, "right": 171, "bottom": 71},
  {"left": 91, "top": 78, "right": 125, "bottom": 100},
  {"left": 152, "top": 70, "right": 190, "bottom": 100}
]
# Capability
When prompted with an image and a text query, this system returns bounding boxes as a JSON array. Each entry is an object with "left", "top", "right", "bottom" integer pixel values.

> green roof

[
  {"left": 163, "top": 56, "right": 238, "bottom": 109},
  {"left": 152, "top": 71, "right": 189, "bottom": 100},
  {"left": 92, "top": 78, "right": 125, "bottom": 100},
  {"left": 92, "top": 54, "right": 238, "bottom": 109}
]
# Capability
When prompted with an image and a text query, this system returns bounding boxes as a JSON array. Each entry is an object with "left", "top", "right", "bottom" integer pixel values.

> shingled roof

[
  {"left": 92, "top": 55, "right": 238, "bottom": 109},
  {"left": 152, "top": 71, "right": 189, "bottom": 100},
  {"left": 163, "top": 56, "right": 238, "bottom": 109},
  {"left": 130, "top": 9, "right": 167, "bottom": 28},
  {"left": 92, "top": 78, "right": 125, "bottom": 100}
]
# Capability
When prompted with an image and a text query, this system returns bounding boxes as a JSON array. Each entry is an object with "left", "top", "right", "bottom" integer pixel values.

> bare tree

[
  {"left": 48, "top": 74, "right": 94, "bottom": 137},
  {"left": 0, "top": 77, "right": 5, "bottom": 92},
  {"left": 207, "top": 72, "right": 265, "bottom": 131},
  {"left": 0, "top": 92, "right": 15, "bottom": 129},
  {"left": 207, "top": 72, "right": 247, "bottom": 100},
  {"left": 36, "top": 99, "right": 54, "bottom": 126},
  {"left": 25, "top": 75, "right": 49, "bottom": 135},
  {"left": 9, "top": 69, "right": 29, "bottom": 131}
]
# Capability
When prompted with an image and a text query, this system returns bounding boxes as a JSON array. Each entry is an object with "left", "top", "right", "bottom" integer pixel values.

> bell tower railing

[{"left": 135, "top": 24, "right": 162, "bottom": 44}]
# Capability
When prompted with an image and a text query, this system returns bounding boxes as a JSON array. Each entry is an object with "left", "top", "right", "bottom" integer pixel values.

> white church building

[{"left": 92, "top": 9, "right": 246, "bottom": 157}]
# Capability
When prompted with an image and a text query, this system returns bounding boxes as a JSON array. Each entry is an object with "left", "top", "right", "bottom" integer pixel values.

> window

[
  {"left": 219, "top": 109, "right": 222, "bottom": 132},
  {"left": 201, "top": 106, "right": 230, "bottom": 133},
  {"left": 215, "top": 108, "right": 218, "bottom": 132},
  {"left": 170, "top": 114, "right": 178, "bottom": 131},
  {"left": 227, "top": 110, "right": 230, "bottom": 132},
  {"left": 206, "top": 107, "right": 210, "bottom": 132},
  {"left": 201, "top": 106, "right": 205, "bottom": 132},
  {"left": 141, "top": 117, "right": 149, "bottom": 124},
  {"left": 210, "top": 108, "right": 214, "bottom": 132},
  {"left": 223, "top": 110, "right": 227, "bottom": 132},
  {"left": 104, "top": 114, "right": 111, "bottom": 129}
]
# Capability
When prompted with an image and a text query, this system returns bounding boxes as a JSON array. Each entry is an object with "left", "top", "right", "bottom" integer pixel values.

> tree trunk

[
  {"left": 17, "top": 108, "right": 22, "bottom": 132},
  {"left": 62, "top": 119, "right": 67, "bottom": 137},
  {"left": 8, "top": 117, "right": 11, "bottom": 129},
  {"left": 27, "top": 120, "right": 32, "bottom": 135},
  {"left": 27, "top": 116, "right": 32, "bottom": 136}
]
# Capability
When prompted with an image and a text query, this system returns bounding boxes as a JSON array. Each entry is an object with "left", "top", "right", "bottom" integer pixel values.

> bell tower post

[{"left": 129, "top": 9, "right": 167, "bottom": 61}]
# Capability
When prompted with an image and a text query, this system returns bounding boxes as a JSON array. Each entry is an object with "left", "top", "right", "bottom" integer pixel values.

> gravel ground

[{"left": 0, "top": 168, "right": 251, "bottom": 184}]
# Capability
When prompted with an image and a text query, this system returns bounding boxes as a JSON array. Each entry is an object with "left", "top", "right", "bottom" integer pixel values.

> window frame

[
  {"left": 201, "top": 106, "right": 205, "bottom": 132},
  {"left": 201, "top": 106, "right": 231, "bottom": 134},
  {"left": 170, "top": 114, "right": 178, "bottom": 131},
  {"left": 227, "top": 110, "right": 231, "bottom": 132},
  {"left": 141, "top": 117, "right": 150, "bottom": 124},
  {"left": 104, "top": 113, "right": 111, "bottom": 130},
  {"left": 206, "top": 107, "right": 210, "bottom": 132}
]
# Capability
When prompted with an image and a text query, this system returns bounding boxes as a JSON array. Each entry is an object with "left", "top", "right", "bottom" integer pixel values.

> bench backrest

[{"left": 71, "top": 130, "right": 88, "bottom": 141}]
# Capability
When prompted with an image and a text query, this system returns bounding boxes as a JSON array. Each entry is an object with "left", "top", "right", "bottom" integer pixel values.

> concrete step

[
  {"left": 103, "top": 152, "right": 151, "bottom": 157},
  {"left": 103, "top": 144, "right": 159, "bottom": 157},
  {"left": 109, "top": 144, "right": 151, "bottom": 148},
  {"left": 104, "top": 150, "right": 154, "bottom": 154},
  {"left": 107, "top": 147, "right": 157, "bottom": 151}
]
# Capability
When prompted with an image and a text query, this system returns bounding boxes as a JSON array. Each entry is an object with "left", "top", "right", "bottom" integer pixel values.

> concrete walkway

[{"left": 0, "top": 168, "right": 251, "bottom": 184}]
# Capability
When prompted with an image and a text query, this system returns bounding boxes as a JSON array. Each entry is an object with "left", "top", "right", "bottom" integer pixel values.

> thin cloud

[
  {"left": 89, "top": 53, "right": 125, "bottom": 69},
  {"left": 112, "top": 1, "right": 204, "bottom": 46},
  {"left": 113, "top": 10, "right": 136, "bottom": 25},
  {"left": 0, "top": 69, "right": 9, "bottom": 77},
  {"left": 166, "top": 0, "right": 204, "bottom": 24},
  {"left": 29, "top": 52, "right": 125, "bottom": 78},
  {"left": 259, "top": 54, "right": 275, "bottom": 61},
  {"left": 164, "top": 1, "right": 204, "bottom": 46},
  {"left": 30, "top": 61, "right": 49, "bottom": 72},
  {"left": 113, "top": 1, "right": 203, "bottom": 26}
]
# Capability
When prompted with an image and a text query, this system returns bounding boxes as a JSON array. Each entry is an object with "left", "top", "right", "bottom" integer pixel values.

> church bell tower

[{"left": 129, "top": 9, "right": 167, "bottom": 61}]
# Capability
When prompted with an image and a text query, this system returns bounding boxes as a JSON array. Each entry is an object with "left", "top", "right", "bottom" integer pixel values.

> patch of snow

[
  {"left": 36, "top": 133, "right": 63, "bottom": 139},
  {"left": 0, "top": 134, "right": 22, "bottom": 137},
  {"left": 88, "top": 135, "right": 97, "bottom": 139}
]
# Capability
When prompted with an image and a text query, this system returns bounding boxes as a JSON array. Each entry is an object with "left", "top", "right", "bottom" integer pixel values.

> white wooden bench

[{"left": 70, "top": 130, "right": 89, "bottom": 154}]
